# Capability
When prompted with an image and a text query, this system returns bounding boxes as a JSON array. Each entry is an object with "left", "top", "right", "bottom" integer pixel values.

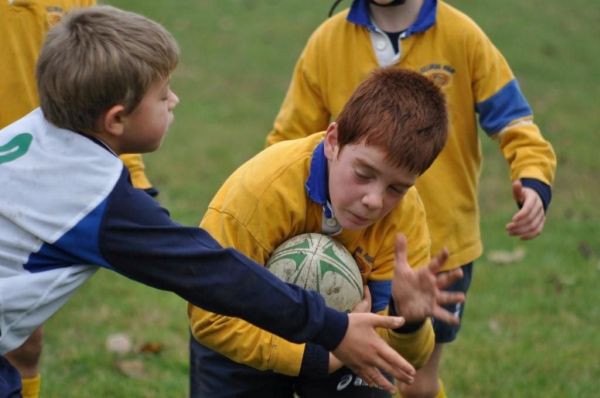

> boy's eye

[
  {"left": 355, "top": 171, "right": 371, "bottom": 181},
  {"left": 389, "top": 186, "right": 407, "bottom": 195}
]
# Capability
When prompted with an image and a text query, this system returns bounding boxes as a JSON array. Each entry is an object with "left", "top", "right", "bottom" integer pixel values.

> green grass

[{"left": 39, "top": 0, "right": 599, "bottom": 396}]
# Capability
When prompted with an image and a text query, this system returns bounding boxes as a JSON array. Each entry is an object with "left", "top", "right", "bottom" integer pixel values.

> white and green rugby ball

[{"left": 266, "top": 233, "right": 364, "bottom": 313}]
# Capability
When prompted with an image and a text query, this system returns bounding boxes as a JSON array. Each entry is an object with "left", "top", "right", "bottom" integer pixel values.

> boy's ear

[
  {"left": 324, "top": 122, "right": 339, "bottom": 160},
  {"left": 102, "top": 105, "right": 127, "bottom": 137}
]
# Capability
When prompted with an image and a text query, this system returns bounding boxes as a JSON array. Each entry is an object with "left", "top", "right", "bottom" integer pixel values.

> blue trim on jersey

[
  {"left": 305, "top": 141, "right": 334, "bottom": 218},
  {"left": 476, "top": 80, "right": 533, "bottom": 135},
  {"left": 24, "top": 199, "right": 111, "bottom": 273},
  {"left": 406, "top": 0, "right": 437, "bottom": 36},
  {"left": 348, "top": 0, "right": 377, "bottom": 30},
  {"left": 368, "top": 279, "right": 392, "bottom": 313},
  {"left": 520, "top": 178, "right": 552, "bottom": 212},
  {"left": 348, "top": 0, "right": 437, "bottom": 36},
  {"left": 388, "top": 297, "right": 426, "bottom": 333}
]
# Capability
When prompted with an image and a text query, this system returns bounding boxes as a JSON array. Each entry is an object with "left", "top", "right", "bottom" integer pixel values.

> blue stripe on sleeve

[
  {"left": 24, "top": 199, "right": 111, "bottom": 272},
  {"left": 368, "top": 279, "right": 392, "bottom": 313},
  {"left": 476, "top": 80, "right": 533, "bottom": 135}
]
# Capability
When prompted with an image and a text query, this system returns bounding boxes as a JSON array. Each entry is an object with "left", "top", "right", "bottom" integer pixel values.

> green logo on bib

[{"left": 0, "top": 133, "right": 33, "bottom": 164}]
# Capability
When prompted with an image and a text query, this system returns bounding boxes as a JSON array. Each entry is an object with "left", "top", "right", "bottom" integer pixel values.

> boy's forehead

[
  {"left": 343, "top": 140, "right": 388, "bottom": 165},
  {"left": 344, "top": 142, "right": 416, "bottom": 184}
]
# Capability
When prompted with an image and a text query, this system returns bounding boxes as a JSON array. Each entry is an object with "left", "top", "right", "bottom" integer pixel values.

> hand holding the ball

[
  {"left": 391, "top": 234, "right": 465, "bottom": 325},
  {"left": 352, "top": 285, "right": 372, "bottom": 313}
]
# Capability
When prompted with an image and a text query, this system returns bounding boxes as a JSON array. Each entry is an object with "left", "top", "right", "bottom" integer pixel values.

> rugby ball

[{"left": 266, "top": 233, "right": 364, "bottom": 312}]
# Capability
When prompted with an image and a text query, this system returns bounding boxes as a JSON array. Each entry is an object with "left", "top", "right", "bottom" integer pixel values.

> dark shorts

[
  {"left": 0, "top": 356, "right": 21, "bottom": 398},
  {"left": 189, "top": 337, "right": 390, "bottom": 398},
  {"left": 295, "top": 367, "right": 392, "bottom": 398},
  {"left": 189, "top": 336, "right": 295, "bottom": 398},
  {"left": 432, "top": 262, "right": 473, "bottom": 343}
]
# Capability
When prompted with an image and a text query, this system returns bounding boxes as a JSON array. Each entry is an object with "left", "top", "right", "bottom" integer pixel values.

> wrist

[{"left": 389, "top": 297, "right": 426, "bottom": 333}]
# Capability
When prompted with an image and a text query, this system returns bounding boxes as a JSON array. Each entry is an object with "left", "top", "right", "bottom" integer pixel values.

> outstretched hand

[
  {"left": 391, "top": 234, "right": 465, "bottom": 325},
  {"left": 332, "top": 313, "right": 416, "bottom": 393},
  {"left": 506, "top": 180, "right": 546, "bottom": 240}
]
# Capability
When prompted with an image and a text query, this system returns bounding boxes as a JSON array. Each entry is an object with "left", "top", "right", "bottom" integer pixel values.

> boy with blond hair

[
  {"left": 0, "top": 6, "right": 412, "bottom": 396},
  {"left": 266, "top": 1, "right": 557, "bottom": 396},
  {"left": 0, "top": 3, "right": 157, "bottom": 396},
  {"left": 188, "top": 67, "right": 464, "bottom": 397}
]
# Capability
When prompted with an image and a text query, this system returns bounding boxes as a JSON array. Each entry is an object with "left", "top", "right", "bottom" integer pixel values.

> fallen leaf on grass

[
  {"left": 548, "top": 274, "right": 576, "bottom": 294},
  {"left": 486, "top": 247, "right": 526, "bottom": 265},
  {"left": 106, "top": 333, "right": 132, "bottom": 355},
  {"left": 577, "top": 241, "right": 595, "bottom": 259},
  {"left": 139, "top": 341, "right": 165, "bottom": 354},
  {"left": 488, "top": 318, "right": 501, "bottom": 335},
  {"left": 115, "top": 359, "right": 146, "bottom": 379}
]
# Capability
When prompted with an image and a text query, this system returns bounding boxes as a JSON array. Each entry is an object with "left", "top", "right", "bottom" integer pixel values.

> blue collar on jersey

[
  {"left": 348, "top": 0, "right": 438, "bottom": 36},
  {"left": 305, "top": 141, "right": 335, "bottom": 218}
]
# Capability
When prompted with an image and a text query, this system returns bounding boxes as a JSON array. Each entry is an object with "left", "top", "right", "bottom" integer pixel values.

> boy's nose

[
  {"left": 169, "top": 91, "right": 180, "bottom": 109},
  {"left": 361, "top": 191, "right": 383, "bottom": 210}
]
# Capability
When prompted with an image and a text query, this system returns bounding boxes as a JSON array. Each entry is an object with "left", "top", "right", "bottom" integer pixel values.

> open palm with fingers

[{"left": 391, "top": 234, "right": 465, "bottom": 325}]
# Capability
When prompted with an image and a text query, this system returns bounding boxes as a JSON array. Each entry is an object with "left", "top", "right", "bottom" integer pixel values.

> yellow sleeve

[
  {"left": 189, "top": 205, "right": 306, "bottom": 376},
  {"left": 377, "top": 316, "right": 435, "bottom": 370},
  {"left": 497, "top": 122, "right": 556, "bottom": 185},
  {"left": 265, "top": 31, "right": 331, "bottom": 147},
  {"left": 119, "top": 153, "right": 153, "bottom": 190},
  {"left": 467, "top": 24, "right": 556, "bottom": 186}
]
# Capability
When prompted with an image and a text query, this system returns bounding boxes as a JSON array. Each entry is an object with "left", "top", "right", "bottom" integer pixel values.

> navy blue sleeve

[
  {"left": 98, "top": 170, "right": 348, "bottom": 350},
  {"left": 520, "top": 178, "right": 552, "bottom": 212},
  {"left": 300, "top": 343, "right": 329, "bottom": 378}
]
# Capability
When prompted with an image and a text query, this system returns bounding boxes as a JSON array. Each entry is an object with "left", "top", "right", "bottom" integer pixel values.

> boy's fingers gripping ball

[{"left": 266, "top": 233, "right": 363, "bottom": 312}]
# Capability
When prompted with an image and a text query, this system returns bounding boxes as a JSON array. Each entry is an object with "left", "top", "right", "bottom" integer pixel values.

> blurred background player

[
  {"left": 265, "top": 0, "right": 557, "bottom": 396},
  {"left": 1, "top": 2, "right": 156, "bottom": 397}
]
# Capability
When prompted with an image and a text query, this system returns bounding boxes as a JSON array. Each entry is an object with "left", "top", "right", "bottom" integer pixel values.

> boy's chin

[{"left": 338, "top": 217, "right": 374, "bottom": 231}]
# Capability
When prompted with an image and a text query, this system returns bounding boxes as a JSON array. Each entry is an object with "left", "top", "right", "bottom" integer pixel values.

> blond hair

[{"left": 37, "top": 5, "right": 179, "bottom": 132}]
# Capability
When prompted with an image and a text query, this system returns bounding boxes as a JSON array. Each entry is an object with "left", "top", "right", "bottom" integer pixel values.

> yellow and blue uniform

[
  {"left": 0, "top": 0, "right": 155, "bottom": 193},
  {"left": 189, "top": 132, "right": 435, "bottom": 397},
  {"left": 266, "top": 0, "right": 557, "bottom": 272}
]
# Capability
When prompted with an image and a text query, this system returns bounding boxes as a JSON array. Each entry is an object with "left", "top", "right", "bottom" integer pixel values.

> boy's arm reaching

[
  {"left": 98, "top": 170, "right": 346, "bottom": 350},
  {"left": 98, "top": 170, "right": 411, "bottom": 392}
]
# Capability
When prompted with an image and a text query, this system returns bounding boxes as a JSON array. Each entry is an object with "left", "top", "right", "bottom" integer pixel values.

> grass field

[{"left": 40, "top": 0, "right": 599, "bottom": 396}]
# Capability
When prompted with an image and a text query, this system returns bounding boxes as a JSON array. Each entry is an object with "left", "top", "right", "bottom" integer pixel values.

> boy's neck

[
  {"left": 369, "top": 0, "right": 424, "bottom": 33},
  {"left": 81, "top": 130, "right": 120, "bottom": 156}
]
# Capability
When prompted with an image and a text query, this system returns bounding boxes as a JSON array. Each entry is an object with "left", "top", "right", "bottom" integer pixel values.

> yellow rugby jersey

[
  {"left": 0, "top": 0, "right": 153, "bottom": 190},
  {"left": 266, "top": 0, "right": 556, "bottom": 270},
  {"left": 189, "top": 132, "right": 434, "bottom": 376}
]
